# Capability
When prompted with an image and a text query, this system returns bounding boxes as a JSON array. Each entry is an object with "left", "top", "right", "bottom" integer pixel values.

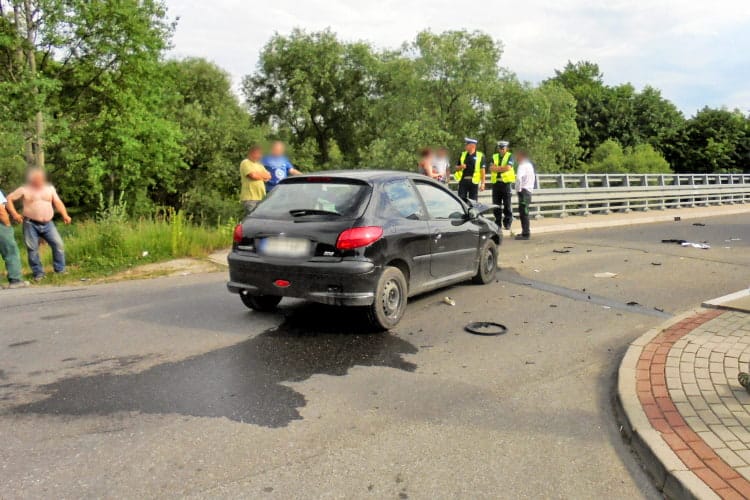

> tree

[
  {"left": 547, "top": 61, "right": 609, "bottom": 159},
  {"left": 0, "top": 0, "right": 56, "bottom": 169},
  {"left": 481, "top": 79, "right": 580, "bottom": 172},
  {"left": 632, "top": 86, "right": 684, "bottom": 154},
  {"left": 162, "top": 58, "right": 269, "bottom": 222},
  {"left": 548, "top": 61, "right": 686, "bottom": 161},
  {"left": 0, "top": 0, "right": 182, "bottom": 213},
  {"left": 668, "top": 108, "right": 750, "bottom": 173},
  {"left": 162, "top": 58, "right": 266, "bottom": 196},
  {"left": 244, "top": 29, "right": 378, "bottom": 167},
  {"left": 362, "top": 30, "right": 506, "bottom": 170},
  {"left": 407, "top": 30, "right": 503, "bottom": 143}
]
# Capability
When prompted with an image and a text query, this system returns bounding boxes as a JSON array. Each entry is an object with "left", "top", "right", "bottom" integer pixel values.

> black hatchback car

[{"left": 227, "top": 171, "right": 500, "bottom": 330}]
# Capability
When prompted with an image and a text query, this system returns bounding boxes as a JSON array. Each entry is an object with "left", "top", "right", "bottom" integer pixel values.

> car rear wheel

[
  {"left": 367, "top": 266, "right": 408, "bottom": 331},
  {"left": 472, "top": 238, "right": 498, "bottom": 284},
  {"left": 240, "top": 292, "right": 282, "bottom": 311}
]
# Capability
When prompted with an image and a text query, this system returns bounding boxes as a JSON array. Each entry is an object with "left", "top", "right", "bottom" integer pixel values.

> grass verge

[{"left": 0, "top": 216, "right": 232, "bottom": 286}]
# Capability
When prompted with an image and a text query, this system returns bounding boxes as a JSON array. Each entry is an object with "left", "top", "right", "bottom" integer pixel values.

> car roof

[{"left": 292, "top": 169, "right": 433, "bottom": 183}]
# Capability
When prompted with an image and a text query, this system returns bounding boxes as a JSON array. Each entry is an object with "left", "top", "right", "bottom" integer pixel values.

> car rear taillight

[
  {"left": 233, "top": 224, "right": 243, "bottom": 243},
  {"left": 336, "top": 226, "right": 383, "bottom": 250}
]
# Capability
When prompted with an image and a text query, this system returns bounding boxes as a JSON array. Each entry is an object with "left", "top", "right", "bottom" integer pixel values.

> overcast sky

[{"left": 167, "top": 0, "right": 750, "bottom": 116}]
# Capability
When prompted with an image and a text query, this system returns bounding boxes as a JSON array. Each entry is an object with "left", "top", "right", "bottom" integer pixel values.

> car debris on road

[
  {"left": 661, "top": 239, "right": 711, "bottom": 249},
  {"left": 464, "top": 321, "right": 507, "bottom": 336},
  {"left": 594, "top": 272, "right": 618, "bottom": 278}
]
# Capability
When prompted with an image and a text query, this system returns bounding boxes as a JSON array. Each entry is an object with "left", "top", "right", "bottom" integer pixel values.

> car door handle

[{"left": 433, "top": 233, "right": 442, "bottom": 241}]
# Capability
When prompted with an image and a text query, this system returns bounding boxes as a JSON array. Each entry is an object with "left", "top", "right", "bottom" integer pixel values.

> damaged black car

[{"left": 227, "top": 171, "right": 501, "bottom": 330}]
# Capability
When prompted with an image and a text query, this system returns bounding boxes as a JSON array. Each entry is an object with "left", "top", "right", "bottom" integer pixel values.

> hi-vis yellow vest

[
  {"left": 455, "top": 151, "right": 484, "bottom": 184},
  {"left": 491, "top": 152, "right": 516, "bottom": 183}
]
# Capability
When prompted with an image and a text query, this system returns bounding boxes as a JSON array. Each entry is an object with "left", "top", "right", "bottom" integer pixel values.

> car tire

[
  {"left": 366, "top": 266, "right": 408, "bottom": 331},
  {"left": 240, "top": 292, "right": 282, "bottom": 311},
  {"left": 472, "top": 238, "right": 498, "bottom": 284}
]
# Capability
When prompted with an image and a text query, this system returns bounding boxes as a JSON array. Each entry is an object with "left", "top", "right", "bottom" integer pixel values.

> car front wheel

[
  {"left": 366, "top": 266, "right": 408, "bottom": 331},
  {"left": 240, "top": 292, "right": 282, "bottom": 311},
  {"left": 472, "top": 238, "right": 498, "bottom": 284}
]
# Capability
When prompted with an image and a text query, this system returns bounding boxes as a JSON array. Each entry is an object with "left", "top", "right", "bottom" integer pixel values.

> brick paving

[{"left": 634, "top": 308, "right": 750, "bottom": 499}]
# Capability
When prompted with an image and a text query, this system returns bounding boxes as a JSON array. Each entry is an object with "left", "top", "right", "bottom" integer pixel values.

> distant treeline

[{"left": 1, "top": 2, "right": 748, "bottom": 221}]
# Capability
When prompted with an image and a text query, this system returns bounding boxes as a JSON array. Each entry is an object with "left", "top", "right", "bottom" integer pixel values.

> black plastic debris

[
  {"left": 662, "top": 239, "right": 687, "bottom": 244},
  {"left": 654, "top": 307, "right": 665, "bottom": 313},
  {"left": 674, "top": 216, "right": 681, "bottom": 221},
  {"left": 464, "top": 322, "right": 508, "bottom": 336},
  {"left": 651, "top": 262, "right": 662, "bottom": 266},
  {"left": 626, "top": 301, "right": 640, "bottom": 306},
  {"left": 692, "top": 222, "right": 706, "bottom": 227},
  {"left": 553, "top": 249, "right": 570, "bottom": 254}
]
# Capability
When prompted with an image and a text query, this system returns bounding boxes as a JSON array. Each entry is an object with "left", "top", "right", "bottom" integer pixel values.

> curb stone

[
  {"left": 617, "top": 308, "right": 721, "bottom": 500},
  {"left": 702, "top": 289, "right": 750, "bottom": 312}
]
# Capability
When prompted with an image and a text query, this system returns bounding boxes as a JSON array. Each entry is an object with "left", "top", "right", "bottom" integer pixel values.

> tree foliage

[
  {"left": 548, "top": 61, "right": 685, "bottom": 161},
  {"left": 2, "top": 15, "right": 749, "bottom": 220},
  {"left": 666, "top": 108, "right": 750, "bottom": 173},
  {"left": 243, "top": 29, "right": 378, "bottom": 168},
  {"left": 245, "top": 29, "right": 580, "bottom": 173},
  {"left": 587, "top": 139, "right": 671, "bottom": 174}
]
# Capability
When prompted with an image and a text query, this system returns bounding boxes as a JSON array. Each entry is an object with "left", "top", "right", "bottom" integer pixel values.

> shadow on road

[{"left": 11, "top": 304, "right": 418, "bottom": 427}]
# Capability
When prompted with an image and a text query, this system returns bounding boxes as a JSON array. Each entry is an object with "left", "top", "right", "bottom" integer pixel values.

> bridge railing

[{"left": 449, "top": 173, "right": 750, "bottom": 218}]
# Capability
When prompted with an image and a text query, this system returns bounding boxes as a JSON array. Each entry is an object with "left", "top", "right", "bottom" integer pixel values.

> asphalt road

[{"left": 1, "top": 213, "right": 748, "bottom": 499}]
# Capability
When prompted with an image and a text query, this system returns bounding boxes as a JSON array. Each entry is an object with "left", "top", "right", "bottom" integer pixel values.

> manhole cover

[{"left": 464, "top": 322, "right": 507, "bottom": 336}]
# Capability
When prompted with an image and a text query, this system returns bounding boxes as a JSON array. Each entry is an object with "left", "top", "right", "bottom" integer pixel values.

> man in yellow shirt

[{"left": 240, "top": 145, "right": 271, "bottom": 215}]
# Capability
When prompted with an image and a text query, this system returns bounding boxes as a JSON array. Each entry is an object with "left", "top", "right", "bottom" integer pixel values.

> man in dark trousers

[
  {"left": 454, "top": 138, "right": 485, "bottom": 202},
  {"left": 514, "top": 150, "right": 536, "bottom": 240},
  {"left": 489, "top": 140, "right": 515, "bottom": 230}
]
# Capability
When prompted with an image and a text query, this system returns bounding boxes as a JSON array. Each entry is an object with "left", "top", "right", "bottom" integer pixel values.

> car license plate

[{"left": 258, "top": 237, "right": 311, "bottom": 258}]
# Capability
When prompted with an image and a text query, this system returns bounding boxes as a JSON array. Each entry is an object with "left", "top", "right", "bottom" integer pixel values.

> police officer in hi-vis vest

[
  {"left": 454, "top": 137, "right": 486, "bottom": 202},
  {"left": 489, "top": 140, "right": 516, "bottom": 230}
]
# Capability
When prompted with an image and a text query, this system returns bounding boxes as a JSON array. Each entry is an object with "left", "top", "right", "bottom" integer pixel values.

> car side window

[
  {"left": 381, "top": 180, "right": 424, "bottom": 220},
  {"left": 415, "top": 183, "right": 466, "bottom": 220}
]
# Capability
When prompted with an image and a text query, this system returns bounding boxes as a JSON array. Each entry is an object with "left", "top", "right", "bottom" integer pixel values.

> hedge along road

[{"left": 1, "top": 213, "right": 748, "bottom": 498}]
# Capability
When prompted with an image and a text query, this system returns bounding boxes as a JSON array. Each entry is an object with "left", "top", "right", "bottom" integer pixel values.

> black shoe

[
  {"left": 7, "top": 280, "right": 30, "bottom": 289},
  {"left": 515, "top": 234, "right": 530, "bottom": 240}
]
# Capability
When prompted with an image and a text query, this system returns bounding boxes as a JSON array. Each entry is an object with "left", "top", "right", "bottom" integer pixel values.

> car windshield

[{"left": 252, "top": 180, "right": 372, "bottom": 220}]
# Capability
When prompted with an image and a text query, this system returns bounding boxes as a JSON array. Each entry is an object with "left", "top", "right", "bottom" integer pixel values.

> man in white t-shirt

[{"left": 514, "top": 150, "right": 536, "bottom": 240}]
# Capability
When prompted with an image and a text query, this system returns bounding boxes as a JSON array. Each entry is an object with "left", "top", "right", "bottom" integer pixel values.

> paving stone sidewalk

[{"left": 619, "top": 300, "right": 750, "bottom": 499}]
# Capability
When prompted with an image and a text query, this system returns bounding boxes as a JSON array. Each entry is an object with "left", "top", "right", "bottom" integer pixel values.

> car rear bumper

[{"left": 227, "top": 252, "right": 379, "bottom": 306}]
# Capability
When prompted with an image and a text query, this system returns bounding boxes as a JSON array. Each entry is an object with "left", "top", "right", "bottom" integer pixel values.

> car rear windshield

[{"left": 252, "top": 179, "right": 372, "bottom": 220}]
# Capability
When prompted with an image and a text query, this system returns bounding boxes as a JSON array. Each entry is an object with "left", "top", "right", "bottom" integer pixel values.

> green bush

[
  {"left": 181, "top": 187, "right": 244, "bottom": 226},
  {"left": 586, "top": 139, "right": 671, "bottom": 174}
]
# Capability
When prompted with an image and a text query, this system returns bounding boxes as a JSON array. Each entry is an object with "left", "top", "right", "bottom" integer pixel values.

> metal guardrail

[{"left": 449, "top": 173, "right": 750, "bottom": 218}]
